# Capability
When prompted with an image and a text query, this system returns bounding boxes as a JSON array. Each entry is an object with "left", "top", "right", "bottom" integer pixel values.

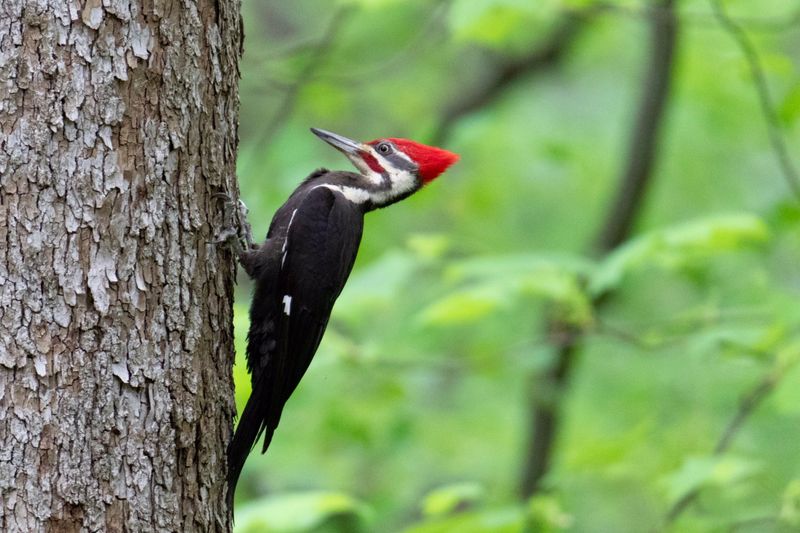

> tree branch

[
  {"left": 239, "top": 6, "right": 352, "bottom": 175},
  {"left": 593, "top": 1, "right": 679, "bottom": 252},
  {"left": 430, "top": 10, "right": 593, "bottom": 146},
  {"left": 710, "top": 0, "right": 800, "bottom": 201},
  {"left": 519, "top": 0, "right": 679, "bottom": 499},
  {"left": 596, "top": 2, "right": 800, "bottom": 33},
  {"left": 428, "top": 1, "right": 797, "bottom": 147},
  {"left": 323, "top": 0, "right": 454, "bottom": 85},
  {"left": 664, "top": 356, "right": 798, "bottom": 525}
]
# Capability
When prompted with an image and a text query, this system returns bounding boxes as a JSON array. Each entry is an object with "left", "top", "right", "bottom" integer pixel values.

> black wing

[{"left": 228, "top": 186, "right": 363, "bottom": 495}]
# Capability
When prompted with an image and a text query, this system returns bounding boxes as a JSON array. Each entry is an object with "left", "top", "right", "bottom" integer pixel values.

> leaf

[
  {"left": 772, "top": 363, "right": 800, "bottom": 415},
  {"left": 334, "top": 251, "right": 419, "bottom": 323},
  {"left": 780, "top": 480, "right": 800, "bottom": 527},
  {"left": 407, "top": 233, "right": 451, "bottom": 261},
  {"left": 756, "top": 52, "right": 795, "bottom": 79},
  {"left": 526, "top": 495, "right": 573, "bottom": 532},
  {"left": 516, "top": 269, "right": 593, "bottom": 324},
  {"left": 338, "top": 0, "right": 408, "bottom": 8},
  {"left": 448, "top": 0, "right": 556, "bottom": 47},
  {"left": 404, "top": 507, "right": 524, "bottom": 533},
  {"left": 300, "top": 83, "right": 350, "bottom": 120},
  {"left": 769, "top": 201, "right": 800, "bottom": 230},
  {"left": 420, "top": 256, "right": 592, "bottom": 327},
  {"left": 420, "top": 285, "right": 510, "bottom": 326},
  {"left": 691, "top": 322, "right": 787, "bottom": 361},
  {"left": 590, "top": 213, "right": 770, "bottom": 296},
  {"left": 664, "top": 456, "right": 761, "bottom": 505},
  {"left": 778, "top": 82, "right": 800, "bottom": 127},
  {"left": 443, "top": 252, "right": 593, "bottom": 283},
  {"left": 234, "top": 491, "right": 370, "bottom": 533},
  {"left": 421, "top": 482, "right": 485, "bottom": 518}
]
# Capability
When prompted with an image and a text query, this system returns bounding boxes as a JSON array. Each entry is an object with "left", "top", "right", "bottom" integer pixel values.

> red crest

[{"left": 369, "top": 138, "right": 459, "bottom": 183}]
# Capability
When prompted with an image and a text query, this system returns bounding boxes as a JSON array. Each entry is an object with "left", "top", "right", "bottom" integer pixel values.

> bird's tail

[{"left": 227, "top": 375, "right": 276, "bottom": 509}]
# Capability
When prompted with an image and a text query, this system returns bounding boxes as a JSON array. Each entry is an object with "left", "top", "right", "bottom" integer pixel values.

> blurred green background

[{"left": 229, "top": 0, "right": 800, "bottom": 531}]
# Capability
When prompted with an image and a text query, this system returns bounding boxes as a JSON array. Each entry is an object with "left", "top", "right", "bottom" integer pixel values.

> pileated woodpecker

[{"left": 223, "top": 128, "right": 458, "bottom": 502}]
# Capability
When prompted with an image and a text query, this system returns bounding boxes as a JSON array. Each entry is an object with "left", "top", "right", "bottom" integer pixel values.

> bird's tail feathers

[{"left": 226, "top": 375, "right": 276, "bottom": 509}]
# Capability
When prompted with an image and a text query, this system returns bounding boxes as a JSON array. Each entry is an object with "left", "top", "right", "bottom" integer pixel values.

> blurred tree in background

[{"left": 231, "top": 0, "right": 800, "bottom": 531}]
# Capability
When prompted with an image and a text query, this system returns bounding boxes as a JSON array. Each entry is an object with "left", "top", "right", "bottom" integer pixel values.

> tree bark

[{"left": 0, "top": 0, "right": 241, "bottom": 531}]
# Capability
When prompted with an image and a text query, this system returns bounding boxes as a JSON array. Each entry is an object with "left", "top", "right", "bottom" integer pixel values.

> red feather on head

[{"left": 369, "top": 138, "right": 459, "bottom": 183}]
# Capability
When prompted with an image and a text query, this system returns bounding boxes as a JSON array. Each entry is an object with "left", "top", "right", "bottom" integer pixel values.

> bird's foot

[{"left": 213, "top": 192, "right": 254, "bottom": 257}]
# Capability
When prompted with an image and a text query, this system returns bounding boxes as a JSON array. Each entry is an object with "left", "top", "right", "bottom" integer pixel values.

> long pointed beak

[{"left": 311, "top": 128, "right": 363, "bottom": 156}]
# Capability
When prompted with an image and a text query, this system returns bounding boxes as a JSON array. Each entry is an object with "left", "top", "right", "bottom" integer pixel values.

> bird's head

[{"left": 311, "top": 127, "right": 459, "bottom": 208}]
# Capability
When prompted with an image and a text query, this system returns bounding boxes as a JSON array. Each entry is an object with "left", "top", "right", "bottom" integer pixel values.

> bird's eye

[{"left": 377, "top": 143, "right": 392, "bottom": 155}]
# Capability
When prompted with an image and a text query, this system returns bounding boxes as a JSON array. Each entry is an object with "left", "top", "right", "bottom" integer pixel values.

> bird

[{"left": 222, "top": 127, "right": 459, "bottom": 504}]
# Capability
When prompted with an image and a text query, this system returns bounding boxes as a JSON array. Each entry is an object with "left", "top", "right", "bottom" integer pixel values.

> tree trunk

[{"left": 0, "top": 0, "right": 241, "bottom": 531}]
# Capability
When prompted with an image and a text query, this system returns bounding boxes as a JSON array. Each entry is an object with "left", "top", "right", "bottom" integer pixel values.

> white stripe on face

[{"left": 346, "top": 151, "right": 384, "bottom": 186}]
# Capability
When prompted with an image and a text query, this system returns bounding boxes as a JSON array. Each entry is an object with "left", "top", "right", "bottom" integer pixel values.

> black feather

[{"left": 227, "top": 174, "right": 364, "bottom": 503}]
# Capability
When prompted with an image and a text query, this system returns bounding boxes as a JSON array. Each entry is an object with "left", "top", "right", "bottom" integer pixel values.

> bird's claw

[{"left": 213, "top": 192, "right": 254, "bottom": 257}]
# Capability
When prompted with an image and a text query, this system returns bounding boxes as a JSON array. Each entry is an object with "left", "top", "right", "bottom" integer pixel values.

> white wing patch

[
  {"left": 281, "top": 208, "right": 298, "bottom": 268},
  {"left": 282, "top": 295, "right": 293, "bottom": 315}
]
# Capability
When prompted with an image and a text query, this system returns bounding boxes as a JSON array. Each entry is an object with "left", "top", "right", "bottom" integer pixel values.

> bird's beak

[{"left": 311, "top": 128, "right": 363, "bottom": 156}]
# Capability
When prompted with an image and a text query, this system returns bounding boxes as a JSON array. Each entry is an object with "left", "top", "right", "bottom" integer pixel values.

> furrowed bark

[
  {"left": 0, "top": 0, "right": 241, "bottom": 530},
  {"left": 519, "top": 0, "right": 679, "bottom": 499}
]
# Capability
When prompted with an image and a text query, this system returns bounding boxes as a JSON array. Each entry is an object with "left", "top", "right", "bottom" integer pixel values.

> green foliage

[
  {"left": 234, "top": 491, "right": 370, "bottom": 533},
  {"left": 526, "top": 495, "right": 573, "bottom": 532},
  {"left": 404, "top": 507, "right": 524, "bottom": 533},
  {"left": 421, "top": 254, "right": 593, "bottom": 327},
  {"left": 780, "top": 480, "right": 800, "bottom": 528},
  {"left": 448, "top": 0, "right": 553, "bottom": 49},
  {"left": 420, "top": 482, "right": 485, "bottom": 518},
  {"left": 590, "top": 213, "right": 770, "bottom": 297},
  {"left": 664, "top": 456, "right": 762, "bottom": 507},
  {"left": 233, "top": 0, "right": 800, "bottom": 531},
  {"left": 402, "top": 494, "right": 572, "bottom": 533},
  {"left": 233, "top": 303, "right": 252, "bottom": 416},
  {"left": 779, "top": 81, "right": 800, "bottom": 127}
]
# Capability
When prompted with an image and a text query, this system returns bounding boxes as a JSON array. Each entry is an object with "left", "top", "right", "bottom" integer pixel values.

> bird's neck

[{"left": 316, "top": 169, "right": 420, "bottom": 211}]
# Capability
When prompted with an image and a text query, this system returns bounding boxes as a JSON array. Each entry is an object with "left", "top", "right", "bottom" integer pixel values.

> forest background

[{"left": 230, "top": 1, "right": 800, "bottom": 531}]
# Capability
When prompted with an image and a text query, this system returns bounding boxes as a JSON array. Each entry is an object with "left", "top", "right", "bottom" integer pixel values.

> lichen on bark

[{"left": 0, "top": 0, "right": 242, "bottom": 531}]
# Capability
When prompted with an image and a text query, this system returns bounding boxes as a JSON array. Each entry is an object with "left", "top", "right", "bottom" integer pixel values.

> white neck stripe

[{"left": 314, "top": 184, "right": 371, "bottom": 204}]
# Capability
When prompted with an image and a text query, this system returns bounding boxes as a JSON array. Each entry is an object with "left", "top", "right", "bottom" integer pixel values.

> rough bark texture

[{"left": 0, "top": 0, "right": 241, "bottom": 531}]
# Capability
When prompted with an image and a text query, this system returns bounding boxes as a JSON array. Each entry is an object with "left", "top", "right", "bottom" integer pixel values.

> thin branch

[
  {"left": 254, "top": 1, "right": 798, "bottom": 91},
  {"left": 258, "top": 39, "right": 326, "bottom": 62},
  {"left": 329, "top": 329, "right": 556, "bottom": 372},
  {"left": 594, "top": 1, "right": 679, "bottom": 253},
  {"left": 595, "top": 2, "right": 800, "bottom": 33},
  {"left": 664, "top": 355, "right": 799, "bottom": 525},
  {"left": 520, "top": 0, "right": 679, "bottom": 499},
  {"left": 430, "top": 9, "right": 595, "bottom": 146},
  {"left": 710, "top": 0, "right": 800, "bottom": 201},
  {"left": 250, "top": 0, "right": 453, "bottom": 90},
  {"left": 238, "top": 6, "right": 353, "bottom": 175},
  {"left": 592, "top": 320, "right": 687, "bottom": 351},
  {"left": 601, "top": 306, "right": 774, "bottom": 329},
  {"left": 427, "top": 2, "right": 798, "bottom": 148},
  {"left": 322, "top": 0, "right": 454, "bottom": 85},
  {"left": 727, "top": 515, "right": 779, "bottom": 532},
  {"left": 593, "top": 314, "right": 795, "bottom": 354},
  {"left": 714, "top": 375, "right": 777, "bottom": 454}
]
